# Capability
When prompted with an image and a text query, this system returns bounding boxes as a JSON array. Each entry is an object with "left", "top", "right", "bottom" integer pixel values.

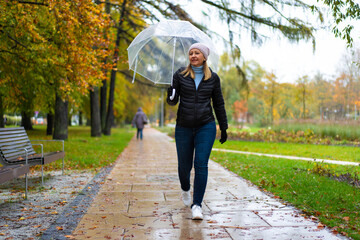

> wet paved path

[{"left": 72, "top": 128, "right": 345, "bottom": 239}]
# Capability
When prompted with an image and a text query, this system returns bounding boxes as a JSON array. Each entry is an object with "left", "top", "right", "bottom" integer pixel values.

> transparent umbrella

[{"left": 127, "top": 19, "right": 219, "bottom": 87}]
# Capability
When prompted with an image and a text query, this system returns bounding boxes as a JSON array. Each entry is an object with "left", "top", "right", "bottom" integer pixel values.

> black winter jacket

[{"left": 167, "top": 67, "right": 228, "bottom": 130}]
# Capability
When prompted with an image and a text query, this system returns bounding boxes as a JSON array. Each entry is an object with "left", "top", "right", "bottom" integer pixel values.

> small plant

[{"left": 308, "top": 162, "right": 360, "bottom": 188}]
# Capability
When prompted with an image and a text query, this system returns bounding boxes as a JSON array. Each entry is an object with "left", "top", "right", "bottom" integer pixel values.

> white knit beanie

[{"left": 188, "top": 43, "right": 210, "bottom": 60}]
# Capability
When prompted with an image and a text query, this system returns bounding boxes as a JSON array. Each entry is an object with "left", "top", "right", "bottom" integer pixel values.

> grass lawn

[
  {"left": 210, "top": 151, "right": 360, "bottom": 239},
  {"left": 213, "top": 140, "right": 360, "bottom": 162},
  {"left": 25, "top": 125, "right": 135, "bottom": 171}
]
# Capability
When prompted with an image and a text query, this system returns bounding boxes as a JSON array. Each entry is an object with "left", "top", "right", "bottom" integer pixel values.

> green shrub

[{"left": 4, "top": 115, "right": 22, "bottom": 126}]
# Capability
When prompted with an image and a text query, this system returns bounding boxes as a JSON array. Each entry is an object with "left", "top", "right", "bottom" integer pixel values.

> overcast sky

[{"left": 178, "top": 0, "right": 359, "bottom": 83}]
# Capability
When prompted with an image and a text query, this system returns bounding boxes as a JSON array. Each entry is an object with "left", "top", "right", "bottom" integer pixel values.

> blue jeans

[
  {"left": 137, "top": 128, "right": 143, "bottom": 140},
  {"left": 175, "top": 121, "right": 216, "bottom": 207}
]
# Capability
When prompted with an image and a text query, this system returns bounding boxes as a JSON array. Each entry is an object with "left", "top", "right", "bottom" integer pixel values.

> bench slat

[
  {"left": 4, "top": 151, "right": 37, "bottom": 161},
  {"left": 0, "top": 127, "right": 25, "bottom": 133},
  {"left": 0, "top": 127, "right": 26, "bottom": 131},
  {"left": 1, "top": 142, "right": 34, "bottom": 150},
  {"left": 5, "top": 150, "right": 37, "bottom": 157},
  {"left": 0, "top": 131, "right": 27, "bottom": 135},
  {"left": 3, "top": 150, "right": 36, "bottom": 159},
  {"left": 0, "top": 135, "right": 29, "bottom": 141},
  {"left": 0, "top": 141, "right": 33, "bottom": 149}
]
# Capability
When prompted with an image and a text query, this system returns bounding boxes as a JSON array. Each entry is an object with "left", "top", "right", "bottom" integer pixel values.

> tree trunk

[
  {"left": 0, "top": 94, "right": 4, "bottom": 128},
  {"left": 103, "top": 71, "right": 115, "bottom": 135},
  {"left": 79, "top": 111, "right": 83, "bottom": 126},
  {"left": 90, "top": 87, "right": 102, "bottom": 137},
  {"left": 103, "top": 0, "right": 127, "bottom": 136},
  {"left": 21, "top": 111, "right": 33, "bottom": 130},
  {"left": 100, "top": 79, "right": 107, "bottom": 132},
  {"left": 53, "top": 94, "right": 68, "bottom": 140},
  {"left": 302, "top": 88, "right": 306, "bottom": 119},
  {"left": 46, "top": 113, "right": 54, "bottom": 135},
  {"left": 68, "top": 114, "right": 72, "bottom": 126}
]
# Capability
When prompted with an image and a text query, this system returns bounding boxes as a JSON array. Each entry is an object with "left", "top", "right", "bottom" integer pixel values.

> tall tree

[
  {"left": 264, "top": 73, "right": 279, "bottom": 124},
  {"left": 103, "top": 0, "right": 128, "bottom": 135},
  {"left": 100, "top": 0, "right": 111, "bottom": 132},
  {"left": 296, "top": 76, "right": 310, "bottom": 119}
]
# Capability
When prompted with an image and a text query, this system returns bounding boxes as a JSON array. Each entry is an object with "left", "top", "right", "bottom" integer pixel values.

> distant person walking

[
  {"left": 167, "top": 43, "right": 228, "bottom": 220},
  {"left": 132, "top": 107, "right": 148, "bottom": 140}
]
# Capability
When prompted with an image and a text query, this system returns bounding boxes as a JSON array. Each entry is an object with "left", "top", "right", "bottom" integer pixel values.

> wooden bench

[{"left": 0, "top": 127, "right": 65, "bottom": 199}]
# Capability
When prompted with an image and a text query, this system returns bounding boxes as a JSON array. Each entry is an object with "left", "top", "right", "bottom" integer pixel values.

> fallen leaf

[
  {"left": 56, "top": 226, "right": 63, "bottom": 231},
  {"left": 343, "top": 216, "right": 350, "bottom": 221},
  {"left": 65, "top": 235, "right": 75, "bottom": 239},
  {"left": 317, "top": 223, "right": 325, "bottom": 229},
  {"left": 207, "top": 220, "right": 218, "bottom": 223}
]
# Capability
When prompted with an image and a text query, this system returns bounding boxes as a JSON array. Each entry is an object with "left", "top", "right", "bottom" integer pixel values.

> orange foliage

[{"left": 233, "top": 100, "right": 248, "bottom": 122}]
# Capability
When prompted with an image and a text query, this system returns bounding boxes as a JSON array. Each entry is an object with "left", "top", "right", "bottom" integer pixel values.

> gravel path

[{"left": 0, "top": 167, "right": 110, "bottom": 240}]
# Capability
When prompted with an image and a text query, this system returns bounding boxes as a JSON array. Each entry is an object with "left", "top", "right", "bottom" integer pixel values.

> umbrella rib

[{"left": 129, "top": 37, "right": 154, "bottom": 70}]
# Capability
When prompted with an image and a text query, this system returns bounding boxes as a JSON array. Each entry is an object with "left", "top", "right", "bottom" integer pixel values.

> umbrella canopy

[{"left": 127, "top": 19, "right": 219, "bottom": 85}]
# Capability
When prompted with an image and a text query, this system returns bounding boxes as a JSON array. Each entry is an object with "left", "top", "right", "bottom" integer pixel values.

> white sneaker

[
  {"left": 181, "top": 190, "right": 191, "bottom": 206},
  {"left": 191, "top": 205, "right": 203, "bottom": 220}
]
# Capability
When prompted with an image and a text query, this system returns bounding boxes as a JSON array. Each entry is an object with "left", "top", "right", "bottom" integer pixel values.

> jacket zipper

[{"left": 194, "top": 76, "right": 205, "bottom": 127}]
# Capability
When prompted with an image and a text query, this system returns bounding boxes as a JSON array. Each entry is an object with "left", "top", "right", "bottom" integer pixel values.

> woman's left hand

[{"left": 219, "top": 130, "right": 227, "bottom": 144}]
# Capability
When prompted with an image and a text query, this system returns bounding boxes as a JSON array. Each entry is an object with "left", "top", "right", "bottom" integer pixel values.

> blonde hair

[{"left": 181, "top": 61, "right": 212, "bottom": 80}]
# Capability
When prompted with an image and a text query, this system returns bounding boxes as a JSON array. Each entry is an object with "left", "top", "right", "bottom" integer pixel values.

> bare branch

[{"left": 17, "top": 0, "right": 49, "bottom": 6}]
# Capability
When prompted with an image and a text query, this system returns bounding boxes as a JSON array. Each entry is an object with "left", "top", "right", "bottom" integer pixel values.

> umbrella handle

[{"left": 169, "top": 88, "right": 176, "bottom": 100}]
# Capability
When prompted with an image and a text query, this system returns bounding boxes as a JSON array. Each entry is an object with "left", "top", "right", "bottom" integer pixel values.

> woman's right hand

[{"left": 167, "top": 86, "right": 173, "bottom": 98}]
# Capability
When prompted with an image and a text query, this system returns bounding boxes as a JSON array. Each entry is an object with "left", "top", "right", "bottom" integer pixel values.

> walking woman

[
  {"left": 167, "top": 43, "right": 228, "bottom": 220},
  {"left": 132, "top": 107, "right": 148, "bottom": 140}
]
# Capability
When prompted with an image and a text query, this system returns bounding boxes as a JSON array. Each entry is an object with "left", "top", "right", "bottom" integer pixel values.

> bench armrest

[
  {"left": 31, "top": 144, "right": 44, "bottom": 157},
  {"left": 30, "top": 140, "right": 64, "bottom": 152},
  {"left": 1, "top": 146, "right": 31, "bottom": 164}
]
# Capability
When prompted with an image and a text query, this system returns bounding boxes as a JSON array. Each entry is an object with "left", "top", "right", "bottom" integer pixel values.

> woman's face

[{"left": 189, "top": 48, "right": 205, "bottom": 67}]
